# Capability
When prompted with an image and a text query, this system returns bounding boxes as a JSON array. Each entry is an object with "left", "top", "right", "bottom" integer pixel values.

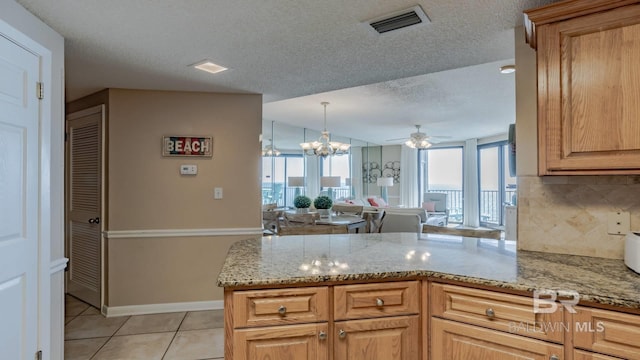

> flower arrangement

[
  {"left": 293, "top": 195, "right": 311, "bottom": 209},
  {"left": 313, "top": 195, "right": 333, "bottom": 210}
]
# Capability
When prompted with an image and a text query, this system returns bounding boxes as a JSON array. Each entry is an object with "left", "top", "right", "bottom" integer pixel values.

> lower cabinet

[
  {"left": 573, "top": 350, "right": 623, "bottom": 360},
  {"left": 431, "top": 318, "right": 564, "bottom": 360},
  {"left": 334, "top": 315, "right": 419, "bottom": 360},
  {"left": 229, "top": 281, "right": 420, "bottom": 360},
  {"left": 572, "top": 306, "right": 640, "bottom": 360},
  {"left": 234, "top": 323, "right": 329, "bottom": 360}
]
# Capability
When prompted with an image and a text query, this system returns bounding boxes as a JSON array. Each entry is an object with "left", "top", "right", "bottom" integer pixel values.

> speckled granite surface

[{"left": 217, "top": 233, "right": 640, "bottom": 309}]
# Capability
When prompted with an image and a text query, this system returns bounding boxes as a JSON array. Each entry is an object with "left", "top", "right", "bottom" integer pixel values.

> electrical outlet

[
  {"left": 214, "top": 187, "right": 223, "bottom": 199},
  {"left": 607, "top": 211, "right": 630, "bottom": 235}
]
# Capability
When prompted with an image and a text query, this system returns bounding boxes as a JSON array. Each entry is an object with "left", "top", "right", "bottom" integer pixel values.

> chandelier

[
  {"left": 300, "top": 102, "right": 350, "bottom": 157},
  {"left": 404, "top": 125, "right": 432, "bottom": 149}
]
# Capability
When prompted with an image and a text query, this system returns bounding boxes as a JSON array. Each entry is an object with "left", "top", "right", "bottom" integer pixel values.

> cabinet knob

[
  {"left": 338, "top": 329, "right": 346, "bottom": 339},
  {"left": 550, "top": 355, "right": 560, "bottom": 360},
  {"left": 376, "top": 298, "right": 384, "bottom": 307},
  {"left": 485, "top": 308, "right": 495, "bottom": 319},
  {"left": 318, "top": 331, "right": 327, "bottom": 340},
  {"left": 278, "top": 305, "right": 287, "bottom": 315}
]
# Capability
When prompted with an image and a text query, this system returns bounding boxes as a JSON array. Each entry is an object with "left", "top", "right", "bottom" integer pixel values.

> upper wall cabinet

[{"left": 525, "top": 0, "right": 640, "bottom": 175}]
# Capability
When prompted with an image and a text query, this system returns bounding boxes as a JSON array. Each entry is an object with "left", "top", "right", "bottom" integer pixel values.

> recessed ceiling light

[
  {"left": 500, "top": 65, "right": 516, "bottom": 74},
  {"left": 191, "top": 60, "right": 228, "bottom": 74}
]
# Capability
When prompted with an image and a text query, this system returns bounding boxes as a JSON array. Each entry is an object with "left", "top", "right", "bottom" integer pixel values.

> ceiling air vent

[{"left": 368, "top": 5, "right": 430, "bottom": 34}]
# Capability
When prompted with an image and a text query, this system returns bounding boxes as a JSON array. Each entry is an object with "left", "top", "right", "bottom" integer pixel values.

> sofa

[{"left": 335, "top": 194, "right": 448, "bottom": 234}]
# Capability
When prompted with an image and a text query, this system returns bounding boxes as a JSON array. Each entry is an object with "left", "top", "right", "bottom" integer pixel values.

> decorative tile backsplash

[{"left": 518, "top": 175, "right": 640, "bottom": 259}]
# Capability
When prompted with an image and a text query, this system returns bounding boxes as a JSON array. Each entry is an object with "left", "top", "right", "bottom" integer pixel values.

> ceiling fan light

[{"left": 262, "top": 144, "right": 281, "bottom": 156}]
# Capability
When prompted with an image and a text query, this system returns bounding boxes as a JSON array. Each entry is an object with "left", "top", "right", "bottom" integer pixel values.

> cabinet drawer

[
  {"left": 431, "top": 283, "right": 564, "bottom": 343},
  {"left": 334, "top": 281, "right": 419, "bottom": 320},
  {"left": 573, "top": 306, "right": 640, "bottom": 360},
  {"left": 573, "top": 350, "right": 621, "bottom": 360},
  {"left": 233, "top": 287, "right": 329, "bottom": 328}
]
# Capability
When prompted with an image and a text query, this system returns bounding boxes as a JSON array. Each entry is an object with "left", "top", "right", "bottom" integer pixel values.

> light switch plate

[
  {"left": 607, "top": 211, "right": 630, "bottom": 235},
  {"left": 214, "top": 187, "right": 223, "bottom": 199}
]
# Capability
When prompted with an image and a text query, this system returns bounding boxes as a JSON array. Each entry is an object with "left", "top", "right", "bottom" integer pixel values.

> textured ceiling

[{"left": 18, "top": 0, "right": 557, "bottom": 144}]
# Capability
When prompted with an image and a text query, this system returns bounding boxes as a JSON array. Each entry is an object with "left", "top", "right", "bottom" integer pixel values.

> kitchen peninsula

[{"left": 218, "top": 234, "right": 640, "bottom": 359}]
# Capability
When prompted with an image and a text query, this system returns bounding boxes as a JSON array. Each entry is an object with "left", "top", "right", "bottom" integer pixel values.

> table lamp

[
  {"left": 320, "top": 176, "right": 341, "bottom": 200},
  {"left": 377, "top": 177, "right": 393, "bottom": 203},
  {"left": 288, "top": 176, "right": 305, "bottom": 197}
]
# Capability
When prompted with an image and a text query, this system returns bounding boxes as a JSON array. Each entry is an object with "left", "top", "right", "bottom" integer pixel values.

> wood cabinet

[
  {"left": 232, "top": 287, "right": 329, "bottom": 328},
  {"left": 334, "top": 281, "right": 419, "bottom": 320},
  {"left": 226, "top": 279, "right": 640, "bottom": 360},
  {"left": 432, "top": 318, "right": 564, "bottom": 359},
  {"left": 573, "top": 350, "right": 623, "bottom": 360},
  {"left": 228, "top": 287, "right": 330, "bottom": 360},
  {"left": 334, "top": 316, "right": 419, "bottom": 360},
  {"left": 334, "top": 281, "right": 420, "bottom": 360},
  {"left": 227, "top": 281, "right": 420, "bottom": 360},
  {"left": 430, "top": 283, "right": 565, "bottom": 359},
  {"left": 234, "top": 323, "right": 329, "bottom": 360},
  {"left": 572, "top": 306, "right": 640, "bottom": 359},
  {"left": 525, "top": 0, "right": 640, "bottom": 175},
  {"left": 431, "top": 283, "right": 564, "bottom": 343}
]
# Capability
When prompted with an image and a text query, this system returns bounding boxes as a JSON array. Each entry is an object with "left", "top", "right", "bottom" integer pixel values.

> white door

[
  {"left": 0, "top": 34, "right": 40, "bottom": 359},
  {"left": 66, "top": 106, "right": 103, "bottom": 308}
]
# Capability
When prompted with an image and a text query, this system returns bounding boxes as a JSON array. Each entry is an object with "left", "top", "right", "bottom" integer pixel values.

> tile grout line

[
  {"left": 161, "top": 311, "right": 189, "bottom": 360},
  {"left": 88, "top": 313, "right": 132, "bottom": 359}
]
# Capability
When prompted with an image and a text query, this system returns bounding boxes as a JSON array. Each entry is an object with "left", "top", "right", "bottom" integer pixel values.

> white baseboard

[{"left": 103, "top": 300, "right": 223, "bottom": 317}]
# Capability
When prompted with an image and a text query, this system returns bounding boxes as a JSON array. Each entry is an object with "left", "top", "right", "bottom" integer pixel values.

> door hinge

[
  {"left": 36, "top": 82, "right": 44, "bottom": 100},
  {"left": 35, "top": 350, "right": 42, "bottom": 360}
]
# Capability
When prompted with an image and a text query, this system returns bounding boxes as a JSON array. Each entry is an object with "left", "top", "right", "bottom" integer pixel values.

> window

[
  {"left": 478, "top": 141, "right": 516, "bottom": 227},
  {"left": 418, "top": 147, "right": 463, "bottom": 223},
  {"left": 262, "top": 155, "right": 304, "bottom": 207},
  {"left": 321, "top": 155, "right": 351, "bottom": 200}
]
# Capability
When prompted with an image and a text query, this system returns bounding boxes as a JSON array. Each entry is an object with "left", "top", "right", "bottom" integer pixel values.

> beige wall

[
  {"left": 514, "top": 27, "right": 640, "bottom": 259},
  {"left": 107, "top": 236, "right": 246, "bottom": 306},
  {"left": 108, "top": 89, "right": 261, "bottom": 230},
  {"left": 69, "top": 89, "right": 262, "bottom": 306}
]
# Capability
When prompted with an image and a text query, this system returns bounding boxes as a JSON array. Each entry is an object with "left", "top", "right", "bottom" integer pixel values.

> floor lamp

[
  {"left": 377, "top": 177, "right": 393, "bottom": 203},
  {"left": 321, "top": 176, "right": 341, "bottom": 200}
]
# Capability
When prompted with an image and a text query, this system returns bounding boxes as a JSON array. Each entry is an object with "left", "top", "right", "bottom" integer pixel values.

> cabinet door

[
  {"left": 234, "top": 323, "right": 328, "bottom": 360},
  {"left": 574, "top": 349, "right": 621, "bottom": 360},
  {"left": 572, "top": 306, "right": 640, "bottom": 360},
  {"left": 431, "top": 318, "right": 564, "bottom": 360},
  {"left": 537, "top": 4, "right": 640, "bottom": 174},
  {"left": 334, "top": 315, "right": 419, "bottom": 360}
]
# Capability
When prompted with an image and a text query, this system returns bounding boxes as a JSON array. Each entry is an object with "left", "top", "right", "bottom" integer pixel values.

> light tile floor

[{"left": 64, "top": 295, "right": 224, "bottom": 360}]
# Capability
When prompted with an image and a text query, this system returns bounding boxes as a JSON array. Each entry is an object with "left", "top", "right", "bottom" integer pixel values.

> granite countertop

[{"left": 217, "top": 233, "right": 640, "bottom": 310}]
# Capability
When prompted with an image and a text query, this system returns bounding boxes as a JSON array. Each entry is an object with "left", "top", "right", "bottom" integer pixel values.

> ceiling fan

[{"left": 386, "top": 125, "right": 451, "bottom": 148}]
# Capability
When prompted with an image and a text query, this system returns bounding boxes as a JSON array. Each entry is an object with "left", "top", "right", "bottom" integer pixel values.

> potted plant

[
  {"left": 293, "top": 195, "right": 311, "bottom": 213},
  {"left": 313, "top": 195, "right": 333, "bottom": 219}
]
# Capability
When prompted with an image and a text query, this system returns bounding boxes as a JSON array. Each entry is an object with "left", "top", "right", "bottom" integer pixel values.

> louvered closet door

[{"left": 66, "top": 105, "right": 103, "bottom": 308}]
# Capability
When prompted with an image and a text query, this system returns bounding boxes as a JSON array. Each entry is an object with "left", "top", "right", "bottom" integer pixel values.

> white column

[
  {"left": 400, "top": 145, "right": 419, "bottom": 207},
  {"left": 464, "top": 139, "right": 480, "bottom": 227}
]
